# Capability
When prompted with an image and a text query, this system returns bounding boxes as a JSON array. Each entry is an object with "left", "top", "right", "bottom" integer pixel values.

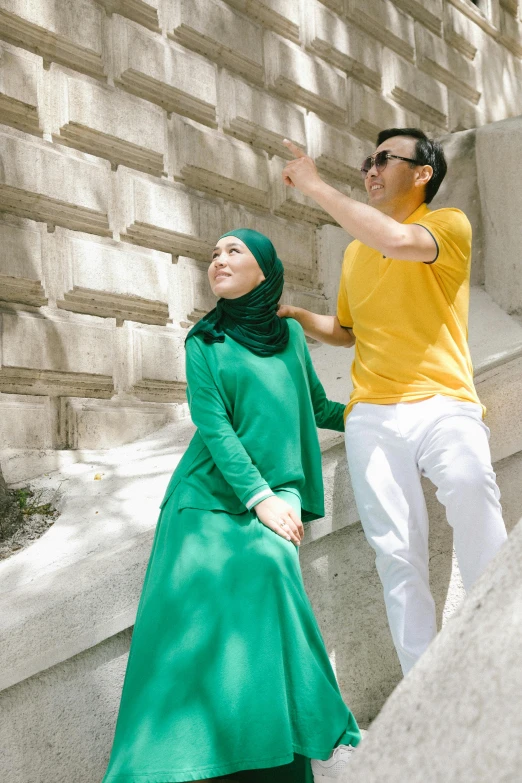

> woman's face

[{"left": 208, "top": 236, "right": 265, "bottom": 299}]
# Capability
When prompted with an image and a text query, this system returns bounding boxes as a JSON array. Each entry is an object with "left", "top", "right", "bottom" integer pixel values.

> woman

[{"left": 102, "top": 229, "right": 360, "bottom": 783}]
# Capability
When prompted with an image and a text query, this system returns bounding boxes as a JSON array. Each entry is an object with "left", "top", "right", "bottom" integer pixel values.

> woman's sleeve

[
  {"left": 186, "top": 338, "right": 274, "bottom": 510},
  {"left": 304, "top": 343, "right": 346, "bottom": 432}
]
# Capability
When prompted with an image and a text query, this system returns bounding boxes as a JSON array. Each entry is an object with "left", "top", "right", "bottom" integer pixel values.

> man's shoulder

[{"left": 416, "top": 206, "right": 472, "bottom": 236}]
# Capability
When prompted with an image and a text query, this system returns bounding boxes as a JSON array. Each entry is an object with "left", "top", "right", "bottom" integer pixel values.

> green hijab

[{"left": 186, "top": 228, "right": 289, "bottom": 357}]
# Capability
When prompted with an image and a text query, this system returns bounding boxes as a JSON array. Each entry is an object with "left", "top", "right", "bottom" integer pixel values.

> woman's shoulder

[{"left": 286, "top": 317, "right": 305, "bottom": 340}]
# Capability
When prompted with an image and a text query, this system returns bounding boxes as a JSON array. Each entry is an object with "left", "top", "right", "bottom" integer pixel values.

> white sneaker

[{"left": 311, "top": 744, "right": 356, "bottom": 779}]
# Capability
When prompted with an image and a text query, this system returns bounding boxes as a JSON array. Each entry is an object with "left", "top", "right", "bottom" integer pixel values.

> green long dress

[{"left": 102, "top": 319, "right": 360, "bottom": 783}]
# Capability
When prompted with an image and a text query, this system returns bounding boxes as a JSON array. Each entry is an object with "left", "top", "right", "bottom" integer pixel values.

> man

[{"left": 279, "top": 128, "right": 507, "bottom": 674}]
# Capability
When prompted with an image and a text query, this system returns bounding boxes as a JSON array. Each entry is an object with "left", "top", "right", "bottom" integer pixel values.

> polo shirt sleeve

[
  {"left": 185, "top": 338, "right": 274, "bottom": 511},
  {"left": 413, "top": 208, "right": 472, "bottom": 276},
  {"left": 337, "top": 244, "right": 355, "bottom": 328}
]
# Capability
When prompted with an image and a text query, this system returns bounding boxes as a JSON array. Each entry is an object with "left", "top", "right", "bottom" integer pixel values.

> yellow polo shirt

[{"left": 337, "top": 203, "right": 482, "bottom": 419}]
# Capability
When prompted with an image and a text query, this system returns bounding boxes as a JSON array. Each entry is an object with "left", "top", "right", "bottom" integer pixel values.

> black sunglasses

[{"left": 360, "top": 150, "right": 422, "bottom": 177}]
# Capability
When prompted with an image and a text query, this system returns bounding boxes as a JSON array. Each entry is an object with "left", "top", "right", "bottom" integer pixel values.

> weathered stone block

[
  {"left": 170, "top": 116, "right": 270, "bottom": 211},
  {"left": 348, "top": 80, "right": 419, "bottom": 142},
  {"left": 416, "top": 24, "right": 481, "bottom": 103},
  {"left": 443, "top": 3, "right": 479, "bottom": 60},
  {"left": 265, "top": 33, "right": 347, "bottom": 124},
  {"left": 309, "top": 114, "right": 372, "bottom": 188},
  {"left": 499, "top": 6, "right": 522, "bottom": 56},
  {"left": 130, "top": 325, "right": 186, "bottom": 402},
  {"left": 447, "top": 91, "right": 483, "bottom": 133},
  {"left": 54, "top": 231, "right": 171, "bottom": 326},
  {"left": 0, "top": 393, "right": 55, "bottom": 449},
  {"left": 117, "top": 168, "right": 222, "bottom": 261},
  {"left": 305, "top": 2, "right": 382, "bottom": 91},
  {"left": 432, "top": 129, "right": 484, "bottom": 287},
  {"left": 224, "top": 0, "right": 300, "bottom": 41},
  {"left": 173, "top": 256, "right": 217, "bottom": 327},
  {"left": 96, "top": 0, "right": 159, "bottom": 32},
  {"left": 479, "top": 35, "right": 522, "bottom": 125},
  {"left": 225, "top": 205, "right": 317, "bottom": 287},
  {"left": 0, "top": 42, "right": 41, "bottom": 135},
  {"left": 0, "top": 0, "right": 105, "bottom": 78},
  {"left": 317, "top": 0, "right": 343, "bottom": 13},
  {"left": 0, "top": 311, "right": 115, "bottom": 397},
  {"left": 315, "top": 223, "right": 350, "bottom": 307},
  {"left": 166, "top": 0, "right": 264, "bottom": 85},
  {"left": 383, "top": 50, "right": 448, "bottom": 129},
  {"left": 393, "top": 0, "right": 442, "bottom": 35},
  {"left": 221, "top": 72, "right": 306, "bottom": 158},
  {"left": 477, "top": 116, "right": 522, "bottom": 314},
  {"left": 447, "top": 0, "right": 499, "bottom": 37},
  {"left": 0, "top": 130, "right": 111, "bottom": 235},
  {"left": 113, "top": 17, "right": 217, "bottom": 127},
  {"left": 62, "top": 398, "right": 180, "bottom": 449},
  {"left": 346, "top": 0, "right": 415, "bottom": 61},
  {"left": 0, "top": 216, "right": 46, "bottom": 306},
  {"left": 52, "top": 71, "right": 167, "bottom": 176}
]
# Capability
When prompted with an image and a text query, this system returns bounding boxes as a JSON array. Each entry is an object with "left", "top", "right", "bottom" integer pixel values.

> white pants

[{"left": 345, "top": 395, "right": 507, "bottom": 674}]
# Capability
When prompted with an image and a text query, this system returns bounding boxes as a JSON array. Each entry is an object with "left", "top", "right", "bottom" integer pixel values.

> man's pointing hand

[{"left": 282, "top": 139, "right": 323, "bottom": 196}]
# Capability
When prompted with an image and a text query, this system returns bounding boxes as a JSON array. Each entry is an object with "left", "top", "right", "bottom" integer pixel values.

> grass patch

[{"left": 0, "top": 485, "right": 60, "bottom": 559}]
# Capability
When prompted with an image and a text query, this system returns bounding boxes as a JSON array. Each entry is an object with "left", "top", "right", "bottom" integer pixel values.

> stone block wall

[{"left": 1, "top": 0, "right": 522, "bottom": 452}]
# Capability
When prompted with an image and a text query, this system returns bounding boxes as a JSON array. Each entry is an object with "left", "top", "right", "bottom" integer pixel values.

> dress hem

[{"left": 102, "top": 740, "right": 355, "bottom": 783}]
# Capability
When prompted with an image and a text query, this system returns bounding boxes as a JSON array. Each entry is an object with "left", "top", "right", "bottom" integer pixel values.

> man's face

[{"left": 363, "top": 136, "right": 423, "bottom": 209}]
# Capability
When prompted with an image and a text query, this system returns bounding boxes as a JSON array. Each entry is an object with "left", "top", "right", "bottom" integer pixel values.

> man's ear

[{"left": 415, "top": 165, "right": 433, "bottom": 188}]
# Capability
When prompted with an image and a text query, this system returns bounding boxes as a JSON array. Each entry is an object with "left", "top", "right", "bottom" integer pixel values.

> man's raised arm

[
  {"left": 278, "top": 306, "right": 354, "bottom": 348},
  {"left": 281, "top": 140, "right": 437, "bottom": 264}
]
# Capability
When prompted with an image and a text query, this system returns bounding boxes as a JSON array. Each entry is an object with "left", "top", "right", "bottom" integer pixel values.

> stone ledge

[
  {"left": 0, "top": 130, "right": 111, "bottom": 235},
  {"left": 54, "top": 229, "right": 172, "bottom": 326},
  {"left": 166, "top": 0, "right": 264, "bottom": 86},
  {"left": 346, "top": 0, "right": 415, "bottom": 62},
  {"left": 170, "top": 116, "right": 270, "bottom": 211},
  {"left": 117, "top": 168, "right": 222, "bottom": 261},
  {"left": 224, "top": 0, "right": 300, "bottom": 42},
  {"left": 221, "top": 72, "right": 306, "bottom": 159},
  {"left": 129, "top": 323, "right": 187, "bottom": 403},
  {"left": 0, "top": 366, "right": 114, "bottom": 397},
  {"left": 61, "top": 397, "right": 186, "bottom": 449},
  {"left": 113, "top": 17, "right": 218, "bottom": 127},
  {"left": 416, "top": 24, "right": 481, "bottom": 104},
  {"left": 265, "top": 33, "right": 348, "bottom": 125},
  {"left": 97, "top": 0, "right": 160, "bottom": 32},
  {"left": 443, "top": 3, "right": 480, "bottom": 60},
  {"left": 394, "top": 0, "right": 443, "bottom": 35},
  {"left": 0, "top": 274, "right": 46, "bottom": 306},
  {"left": 446, "top": 0, "right": 500, "bottom": 39},
  {"left": 51, "top": 70, "right": 167, "bottom": 176},
  {"left": 0, "top": 43, "right": 42, "bottom": 136},
  {"left": 348, "top": 81, "right": 419, "bottom": 143},
  {"left": 57, "top": 289, "right": 170, "bottom": 326},
  {"left": 0, "top": 2, "right": 105, "bottom": 79},
  {"left": 384, "top": 51, "right": 448, "bottom": 128},
  {"left": 305, "top": 3, "right": 382, "bottom": 91}
]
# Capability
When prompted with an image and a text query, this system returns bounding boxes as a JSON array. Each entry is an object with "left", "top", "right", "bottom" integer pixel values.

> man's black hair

[{"left": 376, "top": 128, "right": 447, "bottom": 204}]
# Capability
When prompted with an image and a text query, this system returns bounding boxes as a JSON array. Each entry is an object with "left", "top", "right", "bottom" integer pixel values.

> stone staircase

[{"left": 2, "top": 282, "right": 522, "bottom": 781}]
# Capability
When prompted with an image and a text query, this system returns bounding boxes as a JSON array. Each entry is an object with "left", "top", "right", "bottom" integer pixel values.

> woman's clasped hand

[{"left": 254, "top": 495, "right": 305, "bottom": 545}]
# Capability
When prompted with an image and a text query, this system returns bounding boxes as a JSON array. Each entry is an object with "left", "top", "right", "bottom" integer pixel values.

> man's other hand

[{"left": 277, "top": 304, "right": 295, "bottom": 319}]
